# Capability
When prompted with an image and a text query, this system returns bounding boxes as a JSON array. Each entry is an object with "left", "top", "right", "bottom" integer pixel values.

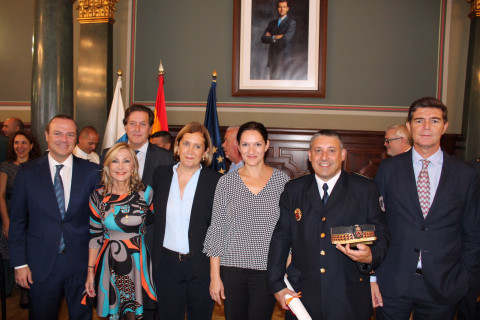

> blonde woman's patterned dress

[{"left": 88, "top": 186, "right": 157, "bottom": 319}]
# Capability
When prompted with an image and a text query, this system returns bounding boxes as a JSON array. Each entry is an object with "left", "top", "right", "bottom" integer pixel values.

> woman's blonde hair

[
  {"left": 173, "top": 122, "right": 213, "bottom": 166},
  {"left": 101, "top": 142, "right": 144, "bottom": 195}
]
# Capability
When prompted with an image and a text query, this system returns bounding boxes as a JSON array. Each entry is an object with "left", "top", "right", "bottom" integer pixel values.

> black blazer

[
  {"left": 267, "top": 171, "right": 389, "bottom": 320},
  {"left": 151, "top": 165, "right": 221, "bottom": 278},
  {"left": 375, "top": 150, "right": 480, "bottom": 303}
]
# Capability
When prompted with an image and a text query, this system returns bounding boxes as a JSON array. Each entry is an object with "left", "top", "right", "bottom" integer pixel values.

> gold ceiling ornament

[
  {"left": 76, "top": 0, "right": 119, "bottom": 24},
  {"left": 468, "top": 0, "right": 480, "bottom": 19}
]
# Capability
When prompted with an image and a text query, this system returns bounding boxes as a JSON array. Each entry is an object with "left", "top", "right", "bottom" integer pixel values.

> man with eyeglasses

[
  {"left": 371, "top": 97, "right": 480, "bottom": 319},
  {"left": 384, "top": 124, "right": 411, "bottom": 157}
]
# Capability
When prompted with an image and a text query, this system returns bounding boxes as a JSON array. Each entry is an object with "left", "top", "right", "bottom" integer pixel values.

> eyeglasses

[{"left": 384, "top": 137, "right": 402, "bottom": 144}]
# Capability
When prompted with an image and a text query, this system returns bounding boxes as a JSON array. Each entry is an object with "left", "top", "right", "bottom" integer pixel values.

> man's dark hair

[
  {"left": 45, "top": 115, "right": 77, "bottom": 133},
  {"left": 277, "top": 0, "right": 289, "bottom": 7},
  {"left": 123, "top": 104, "right": 154, "bottom": 127},
  {"left": 150, "top": 130, "right": 172, "bottom": 144},
  {"left": 407, "top": 97, "right": 448, "bottom": 123},
  {"left": 310, "top": 129, "right": 344, "bottom": 149}
]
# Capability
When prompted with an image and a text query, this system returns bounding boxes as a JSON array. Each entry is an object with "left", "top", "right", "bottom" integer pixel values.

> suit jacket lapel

[
  {"left": 306, "top": 174, "right": 323, "bottom": 216},
  {"left": 427, "top": 151, "right": 451, "bottom": 218},
  {"left": 67, "top": 157, "right": 81, "bottom": 217},
  {"left": 399, "top": 151, "right": 424, "bottom": 220},
  {"left": 324, "top": 171, "right": 347, "bottom": 219},
  {"left": 38, "top": 155, "right": 62, "bottom": 219},
  {"left": 143, "top": 144, "right": 155, "bottom": 182}
]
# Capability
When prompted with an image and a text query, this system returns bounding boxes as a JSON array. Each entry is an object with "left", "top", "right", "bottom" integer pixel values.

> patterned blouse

[{"left": 203, "top": 168, "right": 289, "bottom": 270}]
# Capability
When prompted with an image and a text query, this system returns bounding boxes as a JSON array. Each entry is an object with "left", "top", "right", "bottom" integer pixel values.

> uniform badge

[
  {"left": 354, "top": 225, "right": 363, "bottom": 239},
  {"left": 294, "top": 208, "right": 302, "bottom": 221},
  {"left": 120, "top": 205, "right": 130, "bottom": 214},
  {"left": 379, "top": 196, "right": 385, "bottom": 212}
]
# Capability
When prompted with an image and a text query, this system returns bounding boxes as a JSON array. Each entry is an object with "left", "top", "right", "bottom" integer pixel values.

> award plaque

[{"left": 331, "top": 224, "right": 376, "bottom": 247}]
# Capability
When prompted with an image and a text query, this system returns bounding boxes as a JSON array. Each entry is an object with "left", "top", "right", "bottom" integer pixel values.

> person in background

[
  {"left": 204, "top": 121, "right": 290, "bottom": 320},
  {"left": 0, "top": 117, "right": 24, "bottom": 163},
  {"left": 73, "top": 126, "right": 100, "bottom": 164},
  {"left": 2, "top": 117, "right": 24, "bottom": 138},
  {"left": 0, "top": 130, "right": 41, "bottom": 307},
  {"left": 9, "top": 115, "right": 99, "bottom": 319},
  {"left": 152, "top": 122, "right": 221, "bottom": 319},
  {"left": 384, "top": 124, "right": 411, "bottom": 157},
  {"left": 222, "top": 126, "right": 243, "bottom": 172},
  {"left": 85, "top": 142, "right": 157, "bottom": 320},
  {"left": 149, "top": 130, "right": 173, "bottom": 151}
]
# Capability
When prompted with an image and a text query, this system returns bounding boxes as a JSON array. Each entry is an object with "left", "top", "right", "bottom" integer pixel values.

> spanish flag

[{"left": 151, "top": 61, "right": 169, "bottom": 134}]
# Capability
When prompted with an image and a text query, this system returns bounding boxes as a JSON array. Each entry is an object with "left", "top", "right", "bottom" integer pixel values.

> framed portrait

[{"left": 232, "top": 0, "right": 327, "bottom": 97}]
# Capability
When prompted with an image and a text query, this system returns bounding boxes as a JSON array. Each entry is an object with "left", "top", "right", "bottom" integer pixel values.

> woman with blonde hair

[
  {"left": 84, "top": 142, "right": 157, "bottom": 320},
  {"left": 151, "top": 122, "right": 221, "bottom": 319}
]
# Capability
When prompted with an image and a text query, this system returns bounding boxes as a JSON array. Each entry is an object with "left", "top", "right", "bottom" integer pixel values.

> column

[
  {"left": 31, "top": 0, "right": 74, "bottom": 151},
  {"left": 75, "top": 0, "right": 118, "bottom": 148}
]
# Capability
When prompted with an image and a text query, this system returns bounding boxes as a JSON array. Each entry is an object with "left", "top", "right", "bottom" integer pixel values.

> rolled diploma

[{"left": 284, "top": 276, "right": 312, "bottom": 320}]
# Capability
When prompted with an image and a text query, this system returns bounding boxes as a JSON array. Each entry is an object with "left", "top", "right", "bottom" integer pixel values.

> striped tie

[{"left": 54, "top": 164, "right": 66, "bottom": 253}]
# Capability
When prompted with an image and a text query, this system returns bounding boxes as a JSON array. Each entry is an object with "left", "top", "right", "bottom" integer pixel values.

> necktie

[
  {"left": 54, "top": 164, "right": 66, "bottom": 252},
  {"left": 417, "top": 159, "right": 430, "bottom": 218},
  {"left": 135, "top": 150, "right": 139, "bottom": 155},
  {"left": 278, "top": 18, "right": 282, "bottom": 26},
  {"left": 322, "top": 183, "right": 329, "bottom": 205}
]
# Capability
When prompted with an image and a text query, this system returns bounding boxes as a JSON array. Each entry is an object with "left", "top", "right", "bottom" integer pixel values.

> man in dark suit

[
  {"left": 261, "top": 0, "right": 296, "bottom": 80},
  {"left": 372, "top": 97, "right": 480, "bottom": 319},
  {"left": 9, "top": 115, "right": 99, "bottom": 319},
  {"left": 101, "top": 104, "right": 174, "bottom": 185},
  {"left": 267, "top": 129, "right": 389, "bottom": 319}
]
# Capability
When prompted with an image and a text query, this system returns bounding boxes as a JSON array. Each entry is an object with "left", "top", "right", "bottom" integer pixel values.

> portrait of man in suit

[
  {"left": 267, "top": 129, "right": 389, "bottom": 319},
  {"left": 9, "top": 115, "right": 99, "bottom": 319},
  {"left": 260, "top": 0, "right": 297, "bottom": 80},
  {"left": 372, "top": 97, "right": 480, "bottom": 319}
]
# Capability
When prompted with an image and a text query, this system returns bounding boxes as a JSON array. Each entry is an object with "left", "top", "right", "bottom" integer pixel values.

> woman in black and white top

[{"left": 204, "top": 121, "right": 289, "bottom": 320}]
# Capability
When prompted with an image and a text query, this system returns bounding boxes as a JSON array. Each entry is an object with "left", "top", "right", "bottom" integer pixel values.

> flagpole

[{"left": 151, "top": 59, "right": 169, "bottom": 134}]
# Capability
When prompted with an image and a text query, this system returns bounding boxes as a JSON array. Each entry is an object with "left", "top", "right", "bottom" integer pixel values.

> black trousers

[
  {"left": 376, "top": 272, "right": 456, "bottom": 320},
  {"left": 154, "top": 252, "right": 213, "bottom": 320},
  {"left": 220, "top": 266, "right": 276, "bottom": 320}
]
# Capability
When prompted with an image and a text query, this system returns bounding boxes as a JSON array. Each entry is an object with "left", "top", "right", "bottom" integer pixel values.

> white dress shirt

[
  {"left": 48, "top": 153, "right": 73, "bottom": 211},
  {"left": 73, "top": 145, "right": 100, "bottom": 164},
  {"left": 133, "top": 141, "right": 149, "bottom": 179}
]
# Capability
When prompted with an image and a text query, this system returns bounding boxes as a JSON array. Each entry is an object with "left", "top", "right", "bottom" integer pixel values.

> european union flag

[{"left": 204, "top": 76, "right": 226, "bottom": 174}]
